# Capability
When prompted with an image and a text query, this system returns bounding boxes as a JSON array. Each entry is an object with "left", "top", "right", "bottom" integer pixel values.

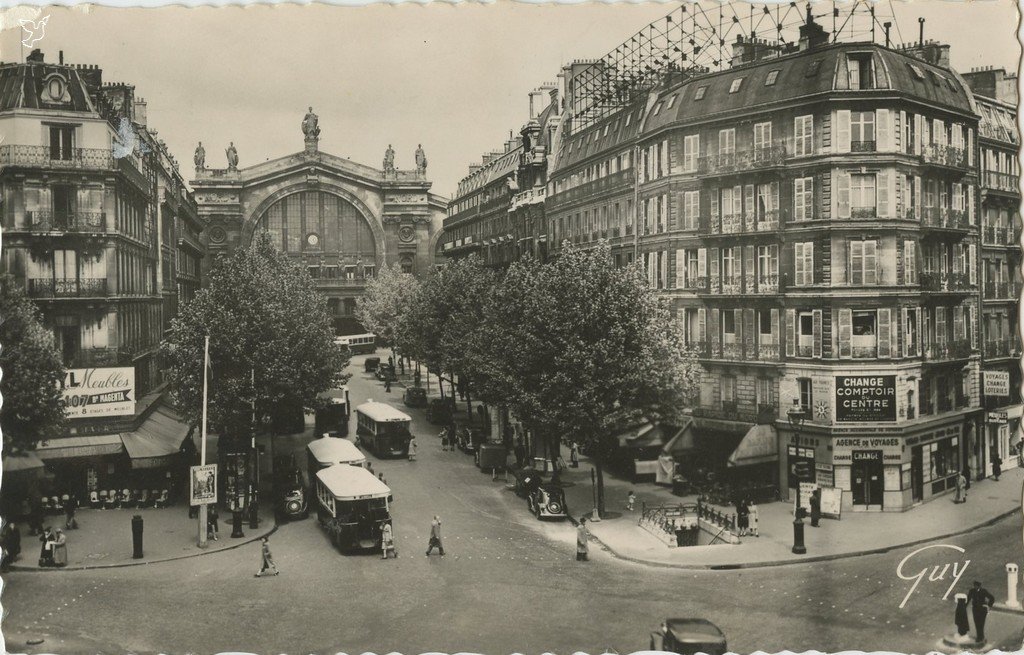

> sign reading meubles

[
  {"left": 61, "top": 368, "right": 136, "bottom": 418},
  {"left": 835, "top": 375, "right": 896, "bottom": 422}
]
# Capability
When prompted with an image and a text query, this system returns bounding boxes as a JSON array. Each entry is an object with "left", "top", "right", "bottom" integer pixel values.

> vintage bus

[
  {"left": 314, "top": 387, "right": 350, "bottom": 437},
  {"left": 355, "top": 401, "right": 412, "bottom": 459},
  {"left": 306, "top": 435, "right": 367, "bottom": 477},
  {"left": 334, "top": 333, "right": 377, "bottom": 354},
  {"left": 314, "top": 464, "right": 393, "bottom": 553}
]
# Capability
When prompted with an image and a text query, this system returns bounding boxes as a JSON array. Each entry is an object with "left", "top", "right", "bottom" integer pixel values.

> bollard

[
  {"left": 1006, "top": 563, "right": 1022, "bottom": 609},
  {"left": 131, "top": 514, "right": 144, "bottom": 559},
  {"left": 792, "top": 516, "right": 806, "bottom": 554},
  {"left": 230, "top": 510, "right": 245, "bottom": 538}
]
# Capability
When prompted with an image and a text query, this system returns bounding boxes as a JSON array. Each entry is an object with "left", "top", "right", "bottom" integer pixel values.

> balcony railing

[
  {"left": 697, "top": 144, "right": 787, "bottom": 175},
  {"left": 983, "top": 281, "right": 1016, "bottom": 300},
  {"left": 920, "top": 271, "right": 972, "bottom": 292},
  {"left": 681, "top": 276, "right": 709, "bottom": 292},
  {"left": 509, "top": 187, "right": 545, "bottom": 211},
  {"left": 922, "top": 339, "right": 973, "bottom": 362},
  {"left": 314, "top": 278, "right": 369, "bottom": 288},
  {"left": 921, "top": 207, "right": 969, "bottom": 230},
  {"left": 25, "top": 210, "right": 107, "bottom": 233},
  {"left": 721, "top": 278, "right": 742, "bottom": 295},
  {"left": 28, "top": 277, "right": 108, "bottom": 298},
  {"left": 707, "top": 209, "right": 785, "bottom": 236},
  {"left": 697, "top": 340, "right": 781, "bottom": 362},
  {"left": 851, "top": 140, "right": 876, "bottom": 153},
  {"left": 921, "top": 144, "right": 968, "bottom": 169},
  {"left": 67, "top": 348, "right": 129, "bottom": 368},
  {"left": 693, "top": 403, "right": 776, "bottom": 424},
  {"left": 984, "top": 338, "right": 1020, "bottom": 358},
  {"left": 984, "top": 171, "right": 1020, "bottom": 193},
  {"left": 0, "top": 145, "right": 114, "bottom": 170}
]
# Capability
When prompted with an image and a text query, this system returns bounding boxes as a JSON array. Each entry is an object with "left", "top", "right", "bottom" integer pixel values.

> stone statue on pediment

[
  {"left": 415, "top": 144, "right": 427, "bottom": 174},
  {"left": 225, "top": 142, "right": 239, "bottom": 170},
  {"left": 383, "top": 144, "right": 396, "bottom": 173},
  {"left": 302, "top": 107, "right": 320, "bottom": 139},
  {"left": 194, "top": 142, "right": 205, "bottom": 170}
]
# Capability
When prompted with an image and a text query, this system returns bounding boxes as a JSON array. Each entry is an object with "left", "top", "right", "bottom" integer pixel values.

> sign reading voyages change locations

[
  {"left": 61, "top": 367, "right": 136, "bottom": 418},
  {"left": 835, "top": 375, "right": 896, "bottom": 422}
]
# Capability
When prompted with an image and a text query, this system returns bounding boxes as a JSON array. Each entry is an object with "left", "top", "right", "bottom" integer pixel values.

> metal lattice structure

[{"left": 568, "top": 0, "right": 902, "bottom": 131}]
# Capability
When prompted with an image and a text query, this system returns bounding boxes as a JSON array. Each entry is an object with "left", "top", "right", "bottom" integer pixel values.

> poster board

[
  {"left": 190, "top": 464, "right": 218, "bottom": 505},
  {"left": 794, "top": 481, "right": 818, "bottom": 515},
  {"left": 819, "top": 487, "right": 842, "bottom": 519}
]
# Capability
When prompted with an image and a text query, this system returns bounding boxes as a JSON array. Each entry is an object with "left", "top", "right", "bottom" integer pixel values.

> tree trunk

[
  {"left": 465, "top": 388, "right": 473, "bottom": 421},
  {"left": 595, "top": 460, "right": 606, "bottom": 518}
]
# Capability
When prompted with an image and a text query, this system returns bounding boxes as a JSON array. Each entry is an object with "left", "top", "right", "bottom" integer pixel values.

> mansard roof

[{"left": 0, "top": 61, "right": 96, "bottom": 113}]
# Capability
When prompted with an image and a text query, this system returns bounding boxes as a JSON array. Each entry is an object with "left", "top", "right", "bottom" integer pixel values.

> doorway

[
  {"left": 911, "top": 446, "right": 923, "bottom": 502},
  {"left": 851, "top": 450, "right": 883, "bottom": 508}
]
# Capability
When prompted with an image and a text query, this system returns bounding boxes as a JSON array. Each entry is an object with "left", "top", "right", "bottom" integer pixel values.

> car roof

[
  {"left": 356, "top": 401, "right": 411, "bottom": 423},
  {"left": 306, "top": 436, "right": 366, "bottom": 466},
  {"left": 665, "top": 619, "right": 726, "bottom": 643},
  {"left": 315, "top": 464, "right": 391, "bottom": 499}
]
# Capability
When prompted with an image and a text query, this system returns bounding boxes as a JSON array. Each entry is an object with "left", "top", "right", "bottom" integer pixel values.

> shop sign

[
  {"left": 833, "top": 437, "right": 903, "bottom": 463},
  {"left": 61, "top": 368, "right": 135, "bottom": 418},
  {"left": 987, "top": 410, "right": 1009, "bottom": 424},
  {"left": 190, "top": 464, "right": 218, "bottom": 506},
  {"left": 984, "top": 371, "right": 1010, "bottom": 397},
  {"left": 835, "top": 375, "right": 896, "bottom": 422},
  {"left": 819, "top": 488, "right": 842, "bottom": 519},
  {"left": 815, "top": 463, "right": 834, "bottom": 488}
]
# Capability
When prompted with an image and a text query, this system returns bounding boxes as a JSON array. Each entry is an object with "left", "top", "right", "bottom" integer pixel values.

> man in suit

[{"left": 967, "top": 580, "right": 996, "bottom": 642}]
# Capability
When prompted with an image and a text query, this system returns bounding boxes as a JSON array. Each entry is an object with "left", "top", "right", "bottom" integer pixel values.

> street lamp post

[{"left": 787, "top": 398, "right": 809, "bottom": 555}]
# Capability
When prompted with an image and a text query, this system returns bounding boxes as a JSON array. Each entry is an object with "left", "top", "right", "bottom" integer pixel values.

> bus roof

[
  {"left": 317, "top": 388, "right": 348, "bottom": 404},
  {"left": 356, "top": 401, "right": 411, "bottom": 423},
  {"left": 316, "top": 464, "right": 391, "bottom": 500},
  {"left": 306, "top": 436, "right": 366, "bottom": 467}
]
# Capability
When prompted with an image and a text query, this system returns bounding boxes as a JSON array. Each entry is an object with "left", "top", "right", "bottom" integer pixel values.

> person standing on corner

[
  {"left": 955, "top": 471, "right": 968, "bottom": 504},
  {"left": 966, "top": 580, "right": 995, "bottom": 643},
  {"left": 576, "top": 517, "right": 590, "bottom": 562},
  {"left": 570, "top": 441, "right": 579, "bottom": 468},
  {"left": 809, "top": 488, "right": 822, "bottom": 527},
  {"left": 384, "top": 375, "right": 392, "bottom": 393},
  {"left": 992, "top": 453, "right": 1002, "bottom": 481},
  {"left": 408, "top": 437, "right": 417, "bottom": 461},
  {"left": 207, "top": 505, "right": 220, "bottom": 541},
  {"left": 425, "top": 515, "right": 445, "bottom": 557},
  {"left": 748, "top": 499, "right": 759, "bottom": 537}
]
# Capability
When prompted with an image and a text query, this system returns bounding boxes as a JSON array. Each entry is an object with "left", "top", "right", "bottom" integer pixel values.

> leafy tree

[
  {"left": 163, "top": 232, "right": 348, "bottom": 448},
  {"left": 479, "top": 242, "right": 699, "bottom": 515},
  {"left": 0, "top": 275, "right": 66, "bottom": 452},
  {"left": 354, "top": 263, "right": 419, "bottom": 357}
]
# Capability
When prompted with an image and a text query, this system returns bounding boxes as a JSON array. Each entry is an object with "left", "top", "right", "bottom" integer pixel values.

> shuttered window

[
  {"left": 683, "top": 135, "right": 699, "bottom": 173},
  {"left": 794, "top": 115, "right": 814, "bottom": 156},
  {"left": 849, "top": 240, "right": 878, "bottom": 285},
  {"left": 795, "top": 242, "right": 814, "bottom": 286},
  {"left": 794, "top": 177, "right": 813, "bottom": 221}
]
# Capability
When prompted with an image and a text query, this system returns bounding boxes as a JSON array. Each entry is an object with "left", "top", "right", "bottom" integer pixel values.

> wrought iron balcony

[
  {"left": 697, "top": 144, "right": 787, "bottom": 175},
  {"left": 921, "top": 207, "right": 969, "bottom": 230},
  {"left": 66, "top": 348, "right": 128, "bottom": 368},
  {"left": 850, "top": 140, "right": 876, "bottom": 153},
  {"left": 25, "top": 210, "right": 107, "bottom": 233},
  {"left": 681, "top": 276, "right": 709, "bottom": 292},
  {"left": 0, "top": 145, "right": 114, "bottom": 171},
  {"left": 921, "top": 144, "right": 968, "bottom": 169},
  {"left": 984, "top": 338, "right": 1020, "bottom": 358},
  {"left": 28, "top": 277, "right": 108, "bottom": 298},
  {"left": 922, "top": 339, "right": 973, "bottom": 362},
  {"left": 983, "top": 281, "right": 1016, "bottom": 300},
  {"left": 984, "top": 171, "right": 1020, "bottom": 194},
  {"left": 920, "top": 271, "right": 972, "bottom": 292}
]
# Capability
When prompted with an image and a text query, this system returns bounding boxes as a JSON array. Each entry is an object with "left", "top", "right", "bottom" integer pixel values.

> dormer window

[
  {"left": 667, "top": 94, "right": 678, "bottom": 109},
  {"left": 694, "top": 85, "right": 708, "bottom": 100},
  {"left": 653, "top": 102, "right": 663, "bottom": 116},
  {"left": 765, "top": 70, "right": 780, "bottom": 86},
  {"left": 907, "top": 63, "right": 925, "bottom": 80},
  {"left": 603, "top": 124, "right": 610, "bottom": 136},
  {"left": 729, "top": 78, "right": 744, "bottom": 93},
  {"left": 806, "top": 60, "right": 822, "bottom": 77},
  {"left": 41, "top": 73, "right": 71, "bottom": 104},
  {"left": 625, "top": 113, "right": 632, "bottom": 127},
  {"left": 848, "top": 53, "right": 874, "bottom": 90}
]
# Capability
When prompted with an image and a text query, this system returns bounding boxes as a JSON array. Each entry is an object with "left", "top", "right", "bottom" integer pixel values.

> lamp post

[{"left": 787, "top": 398, "right": 809, "bottom": 555}]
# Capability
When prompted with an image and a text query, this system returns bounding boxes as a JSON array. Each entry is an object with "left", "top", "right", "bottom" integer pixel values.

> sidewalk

[
  {"left": 558, "top": 456, "right": 1023, "bottom": 569},
  {"left": 7, "top": 504, "right": 275, "bottom": 571}
]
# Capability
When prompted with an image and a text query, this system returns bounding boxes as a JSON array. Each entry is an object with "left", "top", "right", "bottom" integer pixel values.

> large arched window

[{"left": 258, "top": 191, "right": 376, "bottom": 260}]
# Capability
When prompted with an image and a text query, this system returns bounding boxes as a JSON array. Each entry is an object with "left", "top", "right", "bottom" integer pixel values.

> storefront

[{"left": 984, "top": 406, "right": 1021, "bottom": 475}]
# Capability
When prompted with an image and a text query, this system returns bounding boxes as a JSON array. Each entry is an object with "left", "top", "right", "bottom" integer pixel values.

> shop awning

[
  {"left": 2, "top": 451, "right": 45, "bottom": 473},
  {"left": 615, "top": 422, "right": 660, "bottom": 449},
  {"left": 36, "top": 434, "right": 125, "bottom": 460},
  {"left": 120, "top": 405, "right": 191, "bottom": 469},
  {"left": 727, "top": 424, "right": 778, "bottom": 467},
  {"left": 662, "top": 417, "right": 696, "bottom": 457}
]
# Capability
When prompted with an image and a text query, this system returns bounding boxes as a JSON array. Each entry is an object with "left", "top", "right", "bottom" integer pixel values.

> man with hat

[{"left": 967, "top": 580, "right": 995, "bottom": 642}]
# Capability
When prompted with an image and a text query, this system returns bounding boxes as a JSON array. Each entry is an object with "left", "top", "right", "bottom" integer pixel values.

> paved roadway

[{"left": 4, "top": 354, "right": 1023, "bottom": 654}]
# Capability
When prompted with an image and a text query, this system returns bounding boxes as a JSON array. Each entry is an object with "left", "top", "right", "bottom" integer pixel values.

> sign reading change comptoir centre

[{"left": 835, "top": 375, "right": 896, "bottom": 422}]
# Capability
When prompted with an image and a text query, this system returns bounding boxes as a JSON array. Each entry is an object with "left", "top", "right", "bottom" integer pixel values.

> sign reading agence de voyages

[
  {"left": 835, "top": 375, "right": 897, "bottom": 422},
  {"left": 61, "top": 367, "right": 136, "bottom": 418}
]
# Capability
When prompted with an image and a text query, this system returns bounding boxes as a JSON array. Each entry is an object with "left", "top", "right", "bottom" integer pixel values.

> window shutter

[
  {"left": 902, "top": 308, "right": 910, "bottom": 358},
  {"left": 969, "top": 304, "right": 978, "bottom": 348},
  {"left": 878, "top": 308, "right": 892, "bottom": 358},
  {"left": 904, "top": 240, "right": 916, "bottom": 284},
  {"left": 877, "top": 109, "right": 893, "bottom": 152},
  {"left": 744, "top": 308, "right": 756, "bottom": 357},
  {"left": 771, "top": 309, "right": 780, "bottom": 347},
  {"left": 836, "top": 109, "right": 852, "bottom": 153},
  {"left": 915, "top": 114, "right": 924, "bottom": 154},
  {"left": 967, "top": 185, "right": 975, "bottom": 225},
  {"left": 709, "top": 308, "right": 721, "bottom": 355},
  {"left": 913, "top": 176, "right": 922, "bottom": 219},
  {"left": 968, "top": 243, "right": 977, "bottom": 285},
  {"left": 744, "top": 184, "right": 755, "bottom": 230},
  {"left": 710, "top": 187, "right": 720, "bottom": 230},
  {"left": 660, "top": 250, "right": 668, "bottom": 288},
  {"left": 953, "top": 306, "right": 965, "bottom": 344},
  {"left": 837, "top": 171, "right": 851, "bottom": 218},
  {"left": 786, "top": 309, "right": 796, "bottom": 358},
  {"left": 698, "top": 247, "right": 707, "bottom": 279},
  {"left": 675, "top": 249, "right": 686, "bottom": 288},
  {"left": 812, "top": 309, "right": 823, "bottom": 358},
  {"left": 898, "top": 110, "right": 906, "bottom": 151},
  {"left": 877, "top": 171, "right": 890, "bottom": 218},
  {"left": 770, "top": 181, "right": 780, "bottom": 213},
  {"left": 968, "top": 128, "right": 975, "bottom": 166},
  {"left": 813, "top": 238, "right": 824, "bottom": 284},
  {"left": 698, "top": 307, "right": 707, "bottom": 345},
  {"left": 744, "top": 245, "right": 755, "bottom": 292},
  {"left": 709, "top": 247, "right": 720, "bottom": 294},
  {"left": 838, "top": 308, "right": 852, "bottom": 358}
]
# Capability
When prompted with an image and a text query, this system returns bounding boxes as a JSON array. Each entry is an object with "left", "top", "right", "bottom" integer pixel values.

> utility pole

[{"left": 198, "top": 335, "right": 209, "bottom": 549}]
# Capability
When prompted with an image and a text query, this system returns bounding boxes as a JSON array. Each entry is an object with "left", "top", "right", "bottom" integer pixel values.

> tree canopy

[
  {"left": 354, "top": 263, "right": 419, "bottom": 352},
  {"left": 163, "top": 232, "right": 347, "bottom": 441},
  {"left": 0, "top": 275, "right": 66, "bottom": 451}
]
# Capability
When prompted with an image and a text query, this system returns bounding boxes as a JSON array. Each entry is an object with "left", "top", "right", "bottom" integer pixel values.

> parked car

[
  {"left": 527, "top": 483, "right": 568, "bottom": 520},
  {"left": 375, "top": 363, "right": 395, "bottom": 382},
  {"left": 272, "top": 459, "right": 308, "bottom": 521},
  {"left": 649, "top": 619, "right": 727, "bottom": 655},
  {"left": 512, "top": 466, "right": 542, "bottom": 498},
  {"left": 403, "top": 387, "right": 428, "bottom": 408},
  {"left": 364, "top": 357, "right": 381, "bottom": 373},
  {"left": 425, "top": 398, "right": 453, "bottom": 425}
]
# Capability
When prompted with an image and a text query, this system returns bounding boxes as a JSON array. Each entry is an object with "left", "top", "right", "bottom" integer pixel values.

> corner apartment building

[
  {"left": 961, "top": 67, "right": 1022, "bottom": 476},
  {"left": 544, "top": 22, "right": 989, "bottom": 511},
  {"left": 0, "top": 49, "right": 202, "bottom": 497}
]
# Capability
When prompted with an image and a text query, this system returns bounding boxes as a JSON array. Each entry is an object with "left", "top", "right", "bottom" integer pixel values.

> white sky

[{"left": 0, "top": 0, "right": 1018, "bottom": 197}]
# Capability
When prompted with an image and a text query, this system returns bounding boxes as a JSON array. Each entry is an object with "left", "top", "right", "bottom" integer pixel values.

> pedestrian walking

[
  {"left": 381, "top": 522, "right": 397, "bottom": 559},
  {"left": 748, "top": 500, "right": 759, "bottom": 537},
  {"left": 254, "top": 537, "right": 279, "bottom": 577},
  {"left": 1, "top": 522, "right": 21, "bottom": 572},
  {"left": 576, "top": 517, "right": 590, "bottom": 562},
  {"left": 425, "top": 515, "right": 445, "bottom": 556},
  {"left": 38, "top": 527, "right": 54, "bottom": 567},
  {"left": 993, "top": 454, "right": 1002, "bottom": 481},
  {"left": 570, "top": 441, "right": 579, "bottom": 468},
  {"left": 408, "top": 437, "right": 417, "bottom": 461},
  {"left": 736, "top": 498, "right": 750, "bottom": 536},
  {"left": 384, "top": 376, "right": 392, "bottom": 393},
  {"left": 64, "top": 494, "right": 79, "bottom": 530},
  {"left": 966, "top": 580, "right": 995, "bottom": 642},
  {"left": 955, "top": 471, "right": 967, "bottom": 503},
  {"left": 414, "top": 369, "right": 421, "bottom": 387},
  {"left": 625, "top": 490, "right": 636, "bottom": 512},
  {"left": 50, "top": 529, "right": 67, "bottom": 567},
  {"left": 809, "top": 489, "right": 821, "bottom": 527},
  {"left": 207, "top": 506, "right": 220, "bottom": 541}
]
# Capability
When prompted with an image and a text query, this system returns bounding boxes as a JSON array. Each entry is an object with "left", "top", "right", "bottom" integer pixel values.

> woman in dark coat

[
  {"left": 809, "top": 489, "right": 822, "bottom": 527},
  {"left": 954, "top": 593, "right": 970, "bottom": 636},
  {"left": 736, "top": 499, "right": 750, "bottom": 536},
  {"left": 38, "top": 527, "right": 54, "bottom": 567}
]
